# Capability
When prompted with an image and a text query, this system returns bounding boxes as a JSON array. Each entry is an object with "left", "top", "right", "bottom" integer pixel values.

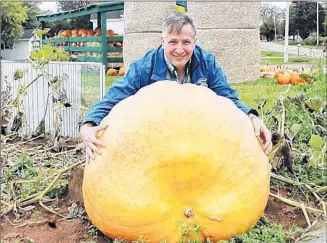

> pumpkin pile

[
  {"left": 83, "top": 81, "right": 271, "bottom": 242},
  {"left": 106, "top": 66, "right": 125, "bottom": 76},
  {"left": 55, "top": 28, "right": 123, "bottom": 48},
  {"left": 260, "top": 64, "right": 313, "bottom": 85}
]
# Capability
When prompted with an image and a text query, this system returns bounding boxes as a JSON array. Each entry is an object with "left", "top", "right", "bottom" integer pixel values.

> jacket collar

[{"left": 150, "top": 44, "right": 200, "bottom": 81}]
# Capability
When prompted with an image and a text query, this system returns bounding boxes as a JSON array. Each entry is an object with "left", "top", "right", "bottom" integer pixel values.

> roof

[
  {"left": 21, "top": 29, "right": 35, "bottom": 40},
  {"left": 37, "top": 2, "right": 124, "bottom": 22}
]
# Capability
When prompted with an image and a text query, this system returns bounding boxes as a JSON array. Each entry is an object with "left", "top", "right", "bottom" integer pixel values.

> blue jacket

[{"left": 82, "top": 45, "right": 257, "bottom": 126}]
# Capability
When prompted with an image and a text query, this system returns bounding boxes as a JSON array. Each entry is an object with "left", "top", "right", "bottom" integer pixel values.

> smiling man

[{"left": 80, "top": 12, "right": 272, "bottom": 159}]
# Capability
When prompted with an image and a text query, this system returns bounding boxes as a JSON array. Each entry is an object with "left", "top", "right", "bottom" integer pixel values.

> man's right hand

[{"left": 80, "top": 123, "right": 108, "bottom": 161}]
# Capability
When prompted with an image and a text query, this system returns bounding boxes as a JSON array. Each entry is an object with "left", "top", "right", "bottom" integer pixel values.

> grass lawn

[
  {"left": 275, "top": 40, "right": 324, "bottom": 50},
  {"left": 261, "top": 51, "right": 296, "bottom": 57},
  {"left": 260, "top": 56, "right": 321, "bottom": 65},
  {"left": 106, "top": 75, "right": 120, "bottom": 89},
  {"left": 231, "top": 75, "right": 325, "bottom": 115},
  {"left": 260, "top": 51, "right": 322, "bottom": 65}
]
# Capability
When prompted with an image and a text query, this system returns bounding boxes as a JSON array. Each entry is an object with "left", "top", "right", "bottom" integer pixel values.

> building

[{"left": 1, "top": 29, "right": 40, "bottom": 61}]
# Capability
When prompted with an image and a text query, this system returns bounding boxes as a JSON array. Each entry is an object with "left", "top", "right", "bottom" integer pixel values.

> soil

[
  {"left": 0, "top": 201, "right": 109, "bottom": 243},
  {"left": 265, "top": 186, "right": 309, "bottom": 229}
]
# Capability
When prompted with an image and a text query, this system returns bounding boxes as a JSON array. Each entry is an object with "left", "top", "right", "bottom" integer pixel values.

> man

[{"left": 81, "top": 12, "right": 272, "bottom": 160}]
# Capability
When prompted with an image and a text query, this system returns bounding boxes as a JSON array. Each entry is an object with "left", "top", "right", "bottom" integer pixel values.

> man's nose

[{"left": 175, "top": 44, "right": 184, "bottom": 54}]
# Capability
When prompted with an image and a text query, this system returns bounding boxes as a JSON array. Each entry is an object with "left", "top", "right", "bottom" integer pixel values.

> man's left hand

[{"left": 249, "top": 114, "right": 272, "bottom": 155}]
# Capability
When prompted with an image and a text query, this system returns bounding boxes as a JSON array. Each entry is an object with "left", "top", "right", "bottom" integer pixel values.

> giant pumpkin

[{"left": 83, "top": 81, "right": 271, "bottom": 243}]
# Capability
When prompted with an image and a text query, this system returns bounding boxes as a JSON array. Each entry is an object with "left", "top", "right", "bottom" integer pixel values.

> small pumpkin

[
  {"left": 118, "top": 66, "right": 125, "bottom": 76},
  {"left": 83, "top": 81, "right": 270, "bottom": 243},
  {"left": 106, "top": 68, "right": 117, "bottom": 76},
  {"left": 290, "top": 73, "right": 305, "bottom": 85},
  {"left": 95, "top": 27, "right": 102, "bottom": 36},
  {"left": 277, "top": 72, "right": 291, "bottom": 85},
  {"left": 79, "top": 29, "right": 87, "bottom": 36},
  {"left": 260, "top": 63, "right": 271, "bottom": 72},
  {"left": 106, "top": 29, "right": 115, "bottom": 36},
  {"left": 305, "top": 77, "right": 312, "bottom": 84},
  {"left": 72, "top": 29, "right": 79, "bottom": 35}
]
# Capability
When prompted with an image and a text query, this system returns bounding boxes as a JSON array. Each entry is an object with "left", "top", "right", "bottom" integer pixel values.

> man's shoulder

[{"left": 130, "top": 46, "right": 161, "bottom": 70}]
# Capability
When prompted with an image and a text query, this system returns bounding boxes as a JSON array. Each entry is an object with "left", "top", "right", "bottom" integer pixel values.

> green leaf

[
  {"left": 290, "top": 124, "right": 301, "bottom": 137},
  {"left": 30, "top": 51, "right": 38, "bottom": 61},
  {"left": 305, "top": 98, "right": 326, "bottom": 112},
  {"left": 308, "top": 135, "right": 324, "bottom": 149}
]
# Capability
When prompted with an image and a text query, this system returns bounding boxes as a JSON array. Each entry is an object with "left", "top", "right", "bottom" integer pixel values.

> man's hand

[
  {"left": 80, "top": 123, "right": 108, "bottom": 161},
  {"left": 248, "top": 114, "right": 272, "bottom": 155}
]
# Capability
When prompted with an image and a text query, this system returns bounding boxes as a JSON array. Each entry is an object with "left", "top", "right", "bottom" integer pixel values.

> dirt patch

[
  {"left": 2, "top": 218, "right": 97, "bottom": 243},
  {"left": 265, "top": 186, "right": 321, "bottom": 229},
  {"left": 0, "top": 202, "right": 110, "bottom": 243}
]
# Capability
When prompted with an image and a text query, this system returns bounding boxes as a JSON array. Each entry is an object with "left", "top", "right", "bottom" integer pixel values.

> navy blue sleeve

[
  {"left": 82, "top": 63, "right": 142, "bottom": 126},
  {"left": 207, "top": 57, "right": 258, "bottom": 116}
]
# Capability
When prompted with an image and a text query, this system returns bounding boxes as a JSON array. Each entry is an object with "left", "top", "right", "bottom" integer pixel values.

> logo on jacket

[{"left": 196, "top": 78, "right": 208, "bottom": 87}]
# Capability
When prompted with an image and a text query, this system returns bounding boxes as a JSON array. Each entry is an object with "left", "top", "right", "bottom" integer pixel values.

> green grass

[
  {"left": 261, "top": 51, "right": 296, "bottom": 57},
  {"left": 274, "top": 40, "right": 324, "bottom": 49},
  {"left": 260, "top": 50, "right": 321, "bottom": 65},
  {"left": 231, "top": 77, "right": 319, "bottom": 113},
  {"left": 106, "top": 75, "right": 120, "bottom": 89},
  {"left": 260, "top": 56, "right": 320, "bottom": 65}
]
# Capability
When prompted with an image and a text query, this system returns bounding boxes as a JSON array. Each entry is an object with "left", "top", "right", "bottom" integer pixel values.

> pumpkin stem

[{"left": 184, "top": 208, "right": 194, "bottom": 217}]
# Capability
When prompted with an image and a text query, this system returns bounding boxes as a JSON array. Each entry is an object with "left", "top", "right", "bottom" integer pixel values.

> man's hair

[{"left": 162, "top": 12, "right": 197, "bottom": 39}]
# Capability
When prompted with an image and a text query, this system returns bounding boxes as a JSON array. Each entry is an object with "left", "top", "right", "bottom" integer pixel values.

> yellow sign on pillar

[{"left": 176, "top": 1, "right": 187, "bottom": 13}]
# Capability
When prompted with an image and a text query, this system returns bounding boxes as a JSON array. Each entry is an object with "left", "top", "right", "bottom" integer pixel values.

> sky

[{"left": 39, "top": 1, "right": 288, "bottom": 13}]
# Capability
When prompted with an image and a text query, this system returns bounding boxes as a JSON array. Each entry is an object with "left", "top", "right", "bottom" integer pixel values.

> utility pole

[
  {"left": 284, "top": 1, "right": 289, "bottom": 63},
  {"left": 317, "top": 1, "right": 319, "bottom": 46},
  {"left": 274, "top": 15, "right": 277, "bottom": 42}
]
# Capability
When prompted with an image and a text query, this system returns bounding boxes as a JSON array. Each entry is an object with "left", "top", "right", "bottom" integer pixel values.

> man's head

[{"left": 162, "top": 12, "right": 197, "bottom": 70}]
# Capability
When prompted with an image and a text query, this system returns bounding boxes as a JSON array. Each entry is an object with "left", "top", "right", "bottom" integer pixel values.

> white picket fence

[{"left": 1, "top": 61, "right": 106, "bottom": 138}]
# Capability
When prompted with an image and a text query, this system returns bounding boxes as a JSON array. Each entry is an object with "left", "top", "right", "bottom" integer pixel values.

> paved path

[
  {"left": 299, "top": 220, "right": 327, "bottom": 243},
  {"left": 260, "top": 42, "right": 325, "bottom": 58}
]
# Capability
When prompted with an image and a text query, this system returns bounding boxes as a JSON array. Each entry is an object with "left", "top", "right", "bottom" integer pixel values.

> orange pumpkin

[
  {"left": 72, "top": 29, "right": 79, "bottom": 35},
  {"left": 260, "top": 63, "right": 271, "bottom": 72},
  {"left": 87, "top": 30, "right": 94, "bottom": 36},
  {"left": 118, "top": 66, "right": 125, "bottom": 76},
  {"left": 106, "top": 68, "right": 117, "bottom": 76},
  {"left": 83, "top": 81, "right": 271, "bottom": 243},
  {"left": 277, "top": 72, "right": 291, "bottom": 85},
  {"left": 305, "top": 77, "right": 312, "bottom": 84},
  {"left": 290, "top": 73, "right": 305, "bottom": 85},
  {"left": 61, "top": 30, "right": 70, "bottom": 38},
  {"left": 106, "top": 29, "right": 115, "bottom": 36},
  {"left": 95, "top": 27, "right": 102, "bottom": 36}
]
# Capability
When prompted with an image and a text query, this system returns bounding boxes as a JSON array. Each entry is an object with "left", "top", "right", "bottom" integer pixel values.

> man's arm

[
  {"left": 207, "top": 57, "right": 258, "bottom": 116},
  {"left": 82, "top": 63, "right": 142, "bottom": 126}
]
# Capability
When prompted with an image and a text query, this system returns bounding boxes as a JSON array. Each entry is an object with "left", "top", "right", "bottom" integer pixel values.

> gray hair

[{"left": 162, "top": 12, "right": 197, "bottom": 39}]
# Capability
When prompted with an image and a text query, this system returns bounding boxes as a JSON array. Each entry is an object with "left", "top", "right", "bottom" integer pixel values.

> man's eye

[{"left": 169, "top": 41, "right": 177, "bottom": 44}]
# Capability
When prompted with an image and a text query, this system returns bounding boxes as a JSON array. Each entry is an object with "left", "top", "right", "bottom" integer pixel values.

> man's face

[{"left": 163, "top": 24, "right": 196, "bottom": 70}]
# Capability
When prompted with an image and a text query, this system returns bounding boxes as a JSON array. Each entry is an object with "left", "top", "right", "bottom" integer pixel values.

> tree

[
  {"left": 324, "top": 12, "right": 327, "bottom": 36},
  {"left": 56, "top": 1, "right": 90, "bottom": 12},
  {"left": 0, "top": 1, "right": 28, "bottom": 43},
  {"left": 260, "top": 3, "right": 284, "bottom": 41},
  {"left": 44, "top": 1, "right": 93, "bottom": 37},
  {"left": 289, "top": 1, "right": 326, "bottom": 39},
  {"left": 22, "top": 2, "right": 41, "bottom": 29},
  {"left": 56, "top": 1, "right": 93, "bottom": 29}
]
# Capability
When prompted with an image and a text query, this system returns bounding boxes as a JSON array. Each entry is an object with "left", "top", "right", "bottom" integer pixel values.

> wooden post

[
  {"left": 100, "top": 12, "right": 108, "bottom": 71},
  {"left": 97, "top": 12, "right": 101, "bottom": 28},
  {"left": 40, "top": 21, "right": 46, "bottom": 49}
]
